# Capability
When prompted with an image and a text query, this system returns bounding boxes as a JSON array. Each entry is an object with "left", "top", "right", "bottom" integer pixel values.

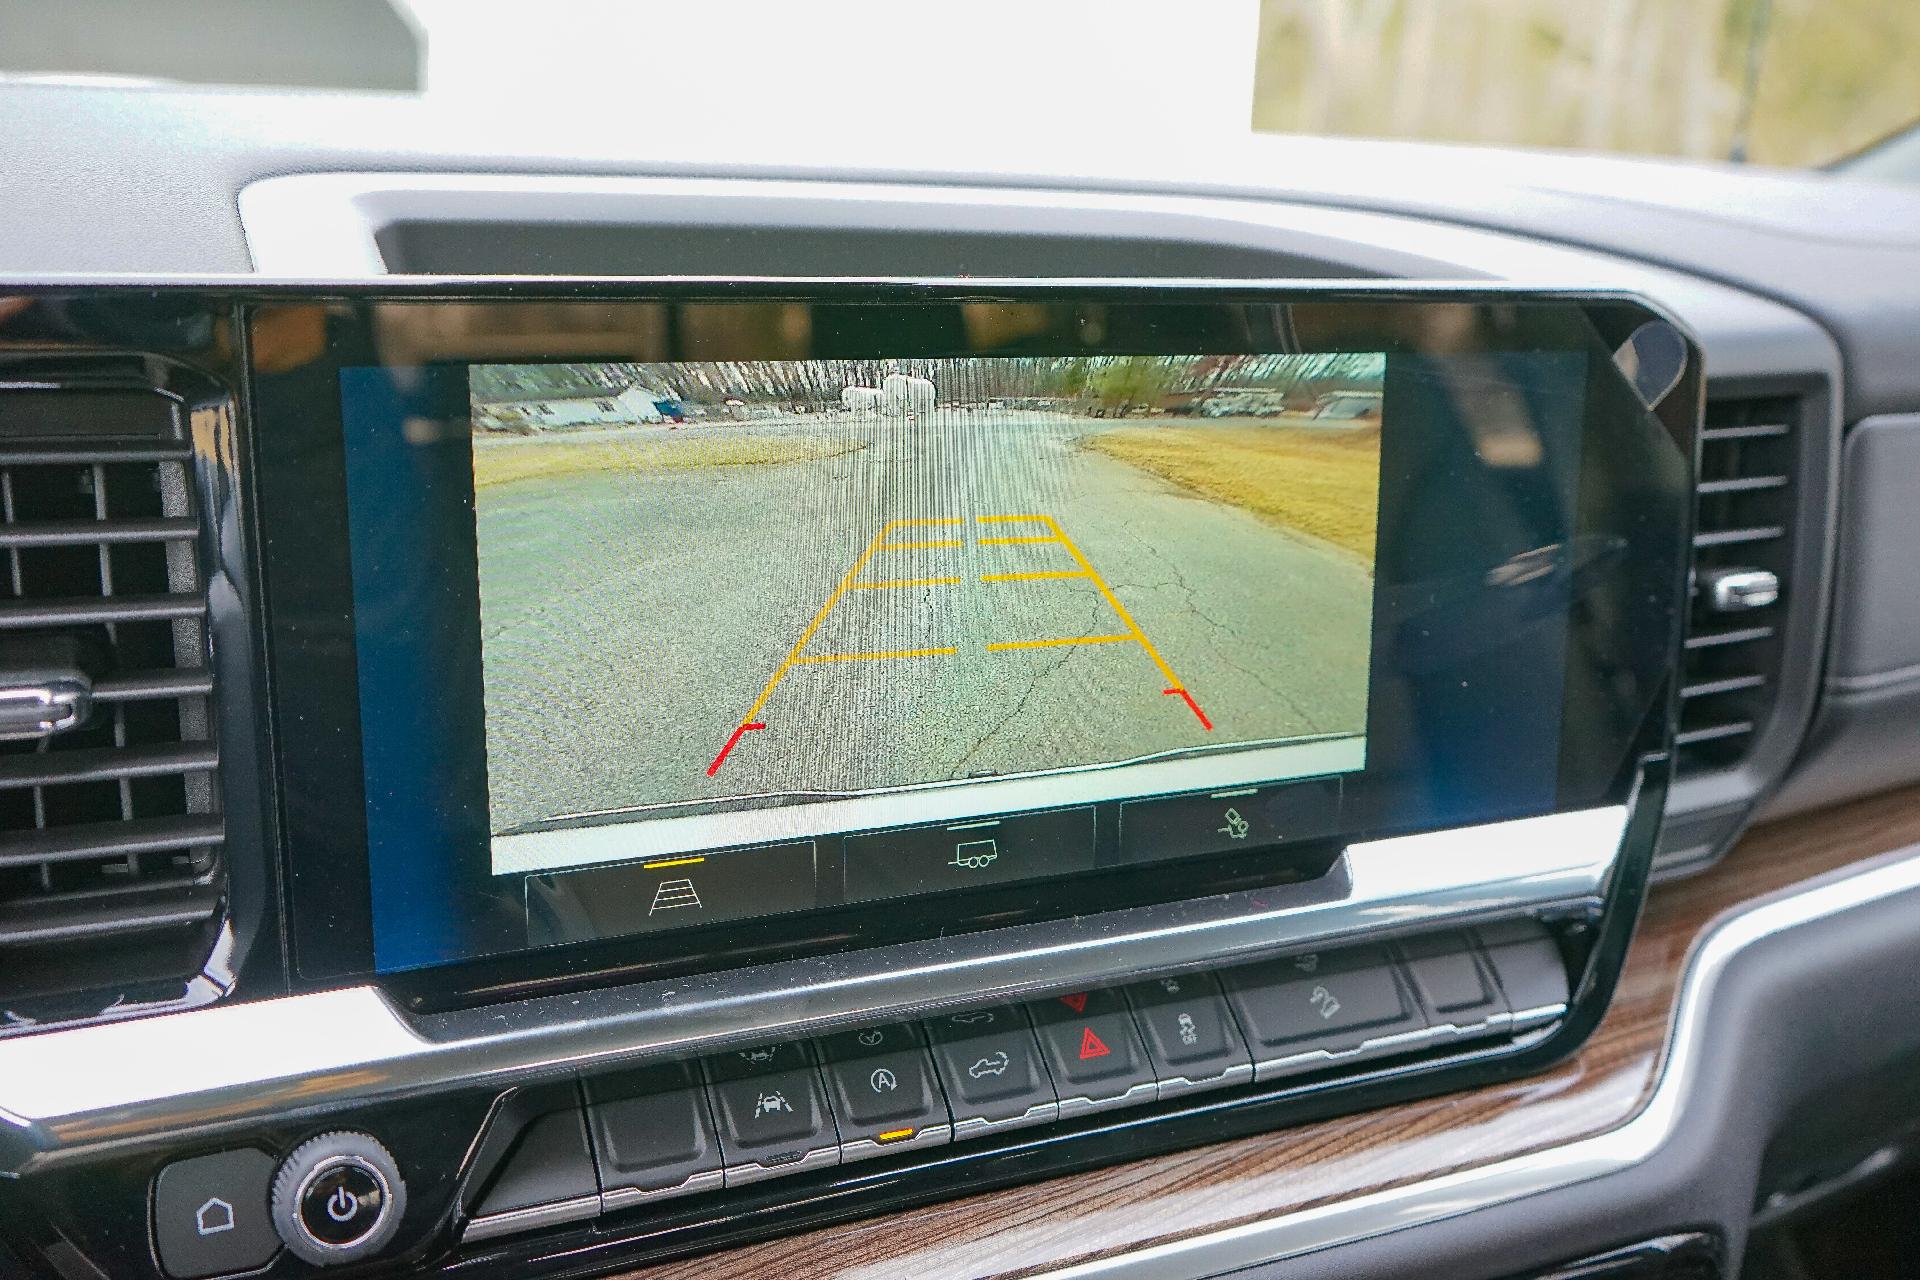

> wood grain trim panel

[{"left": 618, "top": 787, "right": 1920, "bottom": 1280}]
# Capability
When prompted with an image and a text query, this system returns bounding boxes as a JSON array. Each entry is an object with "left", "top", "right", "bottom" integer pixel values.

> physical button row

[{"left": 462, "top": 922, "right": 1567, "bottom": 1244}]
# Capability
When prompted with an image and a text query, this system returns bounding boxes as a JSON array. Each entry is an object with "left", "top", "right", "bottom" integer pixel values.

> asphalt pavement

[{"left": 475, "top": 409, "right": 1376, "bottom": 837}]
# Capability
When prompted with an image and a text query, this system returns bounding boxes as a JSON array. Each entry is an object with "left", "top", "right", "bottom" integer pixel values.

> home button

[
  {"left": 270, "top": 1132, "right": 407, "bottom": 1266},
  {"left": 152, "top": 1148, "right": 281, "bottom": 1278}
]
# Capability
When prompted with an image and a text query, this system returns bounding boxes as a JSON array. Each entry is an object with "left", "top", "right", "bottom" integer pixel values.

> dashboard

[{"left": 0, "top": 82, "right": 1918, "bottom": 1280}]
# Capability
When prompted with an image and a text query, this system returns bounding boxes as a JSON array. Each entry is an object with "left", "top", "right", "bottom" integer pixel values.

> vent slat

[
  {"left": 1694, "top": 526, "right": 1786, "bottom": 549},
  {"left": 0, "top": 742, "right": 218, "bottom": 789},
  {"left": 0, "top": 814, "right": 225, "bottom": 870},
  {"left": 0, "top": 441, "right": 193, "bottom": 466},
  {"left": 92, "top": 670, "right": 216, "bottom": 702},
  {"left": 1685, "top": 625, "right": 1775, "bottom": 651},
  {"left": 1681, "top": 673, "right": 1767, "bottom": 699},
  {"left": 0, "top": 882, "right": 219, "bottom": 947},
  {"left": 0, "top": 517, "right": 199, "bottom": 549},
  {"left": 1674, "top": 721, "right": 1756, "bottom": 747},
  {"left": 1700, "top": 422, "right": 1790, "bottom": 443},
  {"left": 1697, "top": 475, "right": 1788, "bottom": 496},
  {"left": 0, "top": 592, "right": 207, "bottom": 629}
]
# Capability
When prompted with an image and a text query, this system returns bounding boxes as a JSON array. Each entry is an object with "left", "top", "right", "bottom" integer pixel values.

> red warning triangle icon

[
  {"left": 1077, "top": 1025, "right": 1111, "bottom": 1060},
  {"left": 1059, "top": 993, "right": 1089, "bottom": 1013}
]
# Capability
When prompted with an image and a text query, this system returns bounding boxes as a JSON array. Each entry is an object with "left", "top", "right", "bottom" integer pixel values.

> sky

[{"left": 394, "top": 0, "right": 1263, "bottom": 146}]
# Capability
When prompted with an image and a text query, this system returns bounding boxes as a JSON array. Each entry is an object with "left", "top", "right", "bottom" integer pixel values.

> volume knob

[{"left": 270, "top": 1130, "right": 407, "bottom": 1266}]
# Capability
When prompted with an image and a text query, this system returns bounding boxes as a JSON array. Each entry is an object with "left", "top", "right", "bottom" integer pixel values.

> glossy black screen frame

[{"left": 246, "top": 283, "right": 1696, "bottom": 1005}]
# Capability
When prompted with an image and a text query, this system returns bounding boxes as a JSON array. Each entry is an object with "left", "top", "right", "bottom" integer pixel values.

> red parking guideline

[
  {"left": 1164, "top": 687, "right": 1213, "bottom": 731},
  {"left": 706, "top": 722, "right": 766, "bottom": 777}
]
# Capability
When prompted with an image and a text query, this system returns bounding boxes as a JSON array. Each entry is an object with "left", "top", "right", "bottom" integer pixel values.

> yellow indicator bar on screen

[{"left": 642, "top": 856, "right": 707, "bottom": 870}]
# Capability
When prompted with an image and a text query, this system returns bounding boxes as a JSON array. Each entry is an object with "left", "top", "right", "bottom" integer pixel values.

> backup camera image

[{"left": 471, "top": 354, "right": 1385, "bottom": 873}]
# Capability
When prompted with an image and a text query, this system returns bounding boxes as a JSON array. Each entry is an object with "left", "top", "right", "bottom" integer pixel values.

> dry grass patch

[
  {"left": 473, "top": 433, "right": 865, "bottom": 490},
  {"left": 1082, "top": 422, "right": 1380, "bottom": 562}
]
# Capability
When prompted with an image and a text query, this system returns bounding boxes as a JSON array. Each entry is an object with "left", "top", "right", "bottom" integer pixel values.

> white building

[
  {"left": 841, "top": 385, "right": 884, "bottom": 413},
  {"left": 881, "top": 373, "right": 936, "bottom": 417},
  {"left": 476, "top": 382, "right": 668, "bottom": 433}
]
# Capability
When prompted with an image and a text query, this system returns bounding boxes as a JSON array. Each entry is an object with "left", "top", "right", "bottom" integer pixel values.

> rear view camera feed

[{"left": 471, "top": 355, "right": 1386, "bottom": 873}]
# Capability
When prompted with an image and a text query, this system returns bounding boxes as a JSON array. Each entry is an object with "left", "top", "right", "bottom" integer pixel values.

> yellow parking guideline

[
  {"left": 979, "top": 570, "right": 1086, "bottom": 583},
  {"left": 978, "top": 535, "right": 1059, "bottom": 546},
  {"left": 851, "top": 576, "right": 962, "bottom": 590},
  {"left": 641, "top": 856, "right": 707, "bottom": 870},
  {"left": 986, "top": 634, "right": 1134, "bottom": 652},
  {"left": 733, "top": 520, "right": 899, "bottom": 726},
  {"left": 791, "top": 647, "right": 959, "bottom": 664},
  {"left": 1045, "top": 515, "right": 1186, "bottom": 689}
]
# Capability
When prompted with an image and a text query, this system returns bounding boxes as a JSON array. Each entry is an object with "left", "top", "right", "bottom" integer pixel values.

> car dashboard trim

[
  {"left": 0, "top": 804, "right": 1623, "bottom": 1173},
  {"left": 1020, "top": 834, "right": 1920, "bottom": 1279}
]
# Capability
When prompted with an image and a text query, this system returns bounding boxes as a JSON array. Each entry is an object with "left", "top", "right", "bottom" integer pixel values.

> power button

[{"left": 270, "top": 1132, "right": 406, "bottom": 1266}]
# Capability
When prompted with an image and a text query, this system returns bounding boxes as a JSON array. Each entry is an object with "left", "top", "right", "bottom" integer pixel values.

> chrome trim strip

[
  {"left": 598, "top": 1167, "right": 726, "bottom": 1215},
  {"left": 0, "top": 806, "right": 1622, "bottom": 1171},
  {"left": 721, "top": 1144, "right": 841, "bottom": 1188},
  {"left": 1250, "top": 1011, "right": 1537, "bottom": 1083},
  {"left": 952, "top": 1101, "right": 1059, "bottom": 1142},
  {"left": 1152, "top": 1062, "right": 1254, "bottom": 1102},
  {"left": 1056, "top": 1081, "right": 1160, "bottom": 1122},
  {"left": 1024, "top": 841, "right": 1920, "bottom": 1280},
  {"left": 461, "top": 1193, "right": 600, "bottom": 1245}
]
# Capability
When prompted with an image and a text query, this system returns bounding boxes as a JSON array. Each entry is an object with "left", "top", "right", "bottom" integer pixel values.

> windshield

[{"left": 1, "top": 0, "right": 1915, "bottom": 170}]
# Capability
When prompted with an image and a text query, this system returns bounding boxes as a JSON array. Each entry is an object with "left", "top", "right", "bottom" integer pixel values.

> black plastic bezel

[{"left": 229, "top": 281, "right": 1695, "bottom": 1009}]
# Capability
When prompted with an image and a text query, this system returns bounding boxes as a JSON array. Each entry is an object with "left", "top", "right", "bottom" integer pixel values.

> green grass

[
  {"left": 472, "top": 432, "right": 864, "bottom": 489},
  {"left": 1082, "top": 421, "right": 1381, "bottom": 562}
]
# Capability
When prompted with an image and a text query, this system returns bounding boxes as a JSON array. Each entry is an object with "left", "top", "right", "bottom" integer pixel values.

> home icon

[{"left": 194, "top": 1197, "right": 236, "bottom": 1237}]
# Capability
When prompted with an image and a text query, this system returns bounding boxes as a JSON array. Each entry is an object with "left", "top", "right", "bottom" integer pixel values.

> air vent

[
  {"left": 1674, "top": 395, "right": 1801, "bottom": 779},
  {"left": 0, "top": 377, "right": 224, "bottom": 1025}
]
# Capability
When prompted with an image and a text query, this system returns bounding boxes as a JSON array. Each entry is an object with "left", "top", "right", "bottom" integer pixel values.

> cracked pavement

[{"left": 475, "top": 409, "right": 1375, "bottom": 838}]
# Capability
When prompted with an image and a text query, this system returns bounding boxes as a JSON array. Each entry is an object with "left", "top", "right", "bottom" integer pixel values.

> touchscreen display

[
  {"left": 468, "top": 355, "right": 1384, "bottom": 877},
  {"left": 270, "top": 292, "right": 1690, "bottom": 979}
]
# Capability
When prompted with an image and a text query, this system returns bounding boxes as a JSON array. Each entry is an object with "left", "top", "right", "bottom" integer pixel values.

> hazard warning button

[{"left": 1029, "top": 989, "right": 1157, "bottom": 1116}]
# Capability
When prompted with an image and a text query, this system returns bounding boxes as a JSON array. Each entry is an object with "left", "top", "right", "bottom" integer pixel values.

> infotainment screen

[
  {"left": 467, "top": 354, "right": 1383, "bottom": 878},
  {"left": 250, "top": 287, "right": 1693, "bottom": 983}
]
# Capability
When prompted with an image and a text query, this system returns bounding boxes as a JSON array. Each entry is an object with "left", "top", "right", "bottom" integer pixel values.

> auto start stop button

[
  {"left": 270, "top": 1131, "right": 406, "bottom": 1266},
  {"left": 298, "top": 1159, "right": 387, "bottom": 1245}
]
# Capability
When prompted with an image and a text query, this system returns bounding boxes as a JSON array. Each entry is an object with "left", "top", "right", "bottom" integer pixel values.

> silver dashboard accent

[
  {"left": 721, "top": 1143, "right": 841, "bottom": 1189},
  {"left": 461, "top": 1193, "right": 600, "bottom": 1245},
  {"left": 951, "top": 1101, "right": 1060, "bottom": 1143},
  {"left": 1056, "top": 1080, "right": 1160, "bottom": 1122},
  {"left": 1152, "top": 1061, "right": 1255, "bottom": 1102},
  {"left": 0, "top": 804, "right": 1623, "bottom": 1172},
  {"left": 1703, "top": 567, "right": 1781, "bottom": 612},
  {"left": 1250, "top": 1010, "right": 1525, "bottom": 1085},
  {"left": 1015, "top": 840, "right": 1920, "bottom": 1280},
  {"left": 0, "top": 674, "right": 91, "bottom": 740},
  {"left": 598, "top": 1167, "right": 725, "bottom": 1216}
]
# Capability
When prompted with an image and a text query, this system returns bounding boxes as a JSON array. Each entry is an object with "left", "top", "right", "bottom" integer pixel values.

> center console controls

[{"left": 457, "top": 924, "right": 1567, "bottom": 1248}]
